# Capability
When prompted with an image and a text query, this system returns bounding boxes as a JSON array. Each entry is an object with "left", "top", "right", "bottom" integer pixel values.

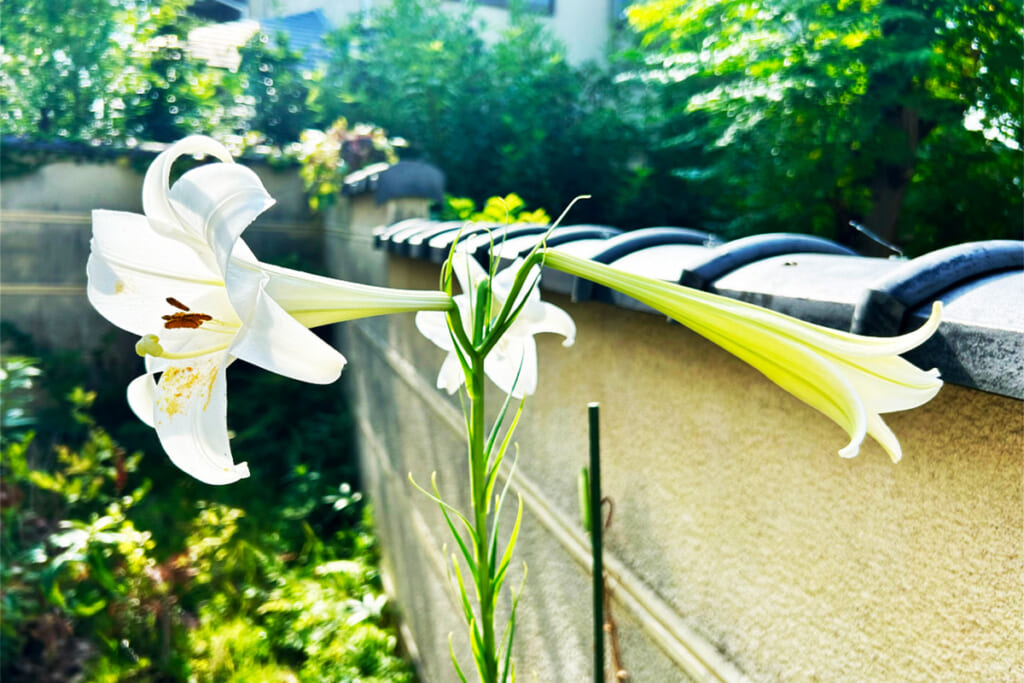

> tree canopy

[
  {"left": 623, "top": 0, "right": 1023, "bottom": 254},
  {"left": 1, "top": 0, "right": 1018, "bottom": 252}
]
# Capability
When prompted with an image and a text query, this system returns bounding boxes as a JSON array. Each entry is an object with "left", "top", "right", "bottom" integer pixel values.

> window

[{"left": 451, "top": 0, "right": 555, "bottom": 16}]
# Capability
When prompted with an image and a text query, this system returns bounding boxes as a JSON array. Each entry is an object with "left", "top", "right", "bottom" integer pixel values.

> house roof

[{"left": 187, "top": 10, "right": 331, "bottom": 72}]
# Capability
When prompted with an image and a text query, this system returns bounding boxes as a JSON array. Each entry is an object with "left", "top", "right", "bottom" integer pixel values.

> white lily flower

[
  {"left": 541, "top": 250, "right": 943, "bottom": 462},
  {"left": 415, "top": 254, "right": 575, "bottom": 398},
  {"left": 88, "top": 136, "right": 450, "bottom": 485}
]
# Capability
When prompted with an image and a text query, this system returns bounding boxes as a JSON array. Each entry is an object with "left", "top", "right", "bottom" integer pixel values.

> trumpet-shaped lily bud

[{"left": 541, "top": 249, "right": 943, "bottom": 462}]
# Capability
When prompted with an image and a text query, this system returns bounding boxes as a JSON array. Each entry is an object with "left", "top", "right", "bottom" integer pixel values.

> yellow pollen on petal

[
  {"left": 115, "top": 280, "right": 127, "bottom": 294},
  {"left": 158, "top": 364, "right": 211, "bottom": 418},
  {"left": 205, "top": 366, "right": 218, "bottom": 411}
]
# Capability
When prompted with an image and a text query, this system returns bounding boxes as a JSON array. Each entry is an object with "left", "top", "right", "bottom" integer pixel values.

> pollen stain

[
  {"left": 158, "top": 363, "right": 216, "bottom": 418},
  {"left": 115, "top": 280, "right": 127, "bottom": 294},
  {"left": 158, "top": 366, "right": 199, "bottom": 418}
]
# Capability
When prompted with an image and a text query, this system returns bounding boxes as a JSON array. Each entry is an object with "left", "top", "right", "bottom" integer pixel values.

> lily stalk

[
  {"left": 414, "top": 248, "right": 576, "bottom": 683},
  {"left": 539, "top": 249, "right": 943, "bottom": 462}
]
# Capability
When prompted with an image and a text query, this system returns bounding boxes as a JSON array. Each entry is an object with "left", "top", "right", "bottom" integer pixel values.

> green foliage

[
  {"left": 4, "top": 0, "right": 1017, "bottom": 251},
  {"left": 116, "top": 8, "right": 232, "bottom": 144},
  {"left": 1, "top": 0, "right": 224, "bottom": 144},
  {"left": 0, "top": 351, "right": 412, "bottom": 681},
  {"left": 622, "top": 0, "right": 1023, "bottom": 253},
  {"left": 1, "top": 0, "right": 131, "bottom": 140},
  {"left": 0, "top": 356, "right": 43, "bottom": 437},
  {"left": 442, "top": 193, "right": 552, "bottom": 224},
  {"left": 298, "top": 118, "right": 398, "bottom": 212},
  {"left": 0, "top": 0, "right": 325, "bottom": 148},
  {"left": 235, "top": 31, "right": 315, "bottom": 147},
  {"left": 1, "top": 383, "right": 180, "bottom": 680},
  {"left": 313, "top": 0, "right": 648, "bottom": 227}
]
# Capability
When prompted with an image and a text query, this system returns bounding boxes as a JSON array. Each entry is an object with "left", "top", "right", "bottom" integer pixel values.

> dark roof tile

[{"left": 372, "top": 221, "right": 1024, "bottom": 398}]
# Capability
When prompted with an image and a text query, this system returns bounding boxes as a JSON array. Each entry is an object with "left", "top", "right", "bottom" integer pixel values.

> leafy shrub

[
  {"left": 441, "top": 192, "right": 551, "bottom": 224},
  {"left": 298, "top": 118, "right": 398, "bottom": 212},
  {"left": 0, "top": 349, "right": 412, "bottom": 682},
  {"left": 312, "top": 0, "right": 650, "bottom": 228}
]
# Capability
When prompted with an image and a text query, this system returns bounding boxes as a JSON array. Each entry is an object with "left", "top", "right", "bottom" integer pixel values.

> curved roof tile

[{"left": 372, "top": 221, "right": 1024, "bottom": 398}]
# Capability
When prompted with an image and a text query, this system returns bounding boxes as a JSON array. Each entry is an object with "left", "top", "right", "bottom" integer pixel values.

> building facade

[{"left": 242, "top": 0, "right": 626, "bottom": 64}]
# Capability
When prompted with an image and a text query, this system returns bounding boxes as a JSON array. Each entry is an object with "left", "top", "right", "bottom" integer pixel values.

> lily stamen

[{"left": 162, "top": 312, "right": 214, "bottom": 329}]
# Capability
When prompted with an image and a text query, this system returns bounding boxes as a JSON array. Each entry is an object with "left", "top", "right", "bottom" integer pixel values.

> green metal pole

[{"left": 589, "top": 402, "right": 604, "bottom": 683}]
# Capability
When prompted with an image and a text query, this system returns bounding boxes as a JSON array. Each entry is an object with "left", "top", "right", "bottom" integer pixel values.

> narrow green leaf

[
  {"left": 484, "top": 402, "right": 524, "bottom": 515},
  {"left": 432, "top": 476, "right": 479, "bottom": 575},
  {"left": 500, "top": 564, "right": 529, "bottom": 683},
  {"left": 472, "top": 278, "right": 491, "bottom": 347},
  {"left": 493, "top": 494, "right": 524, "bottom": 595},
  {"left": 408, "top": 473, "right": 476, "bottom": 542},
  {"left": 451, "top": 553, "right": 480, "bottom": 626},
  {"left": 487, "top": 445, "right": 520, "bottom": 572},
  {"left": 449, "top": 634, "right": 470, "bottom": 683}
]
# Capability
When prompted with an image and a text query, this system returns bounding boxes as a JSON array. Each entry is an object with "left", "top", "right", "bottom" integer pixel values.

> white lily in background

[
  {"left": 415, "top": 253, "right": 575, "bottom": 398},
  {"left": 87, "top": 136, "right": 451, "bottom": 485},
  {"left": 541, "top": 250, "right": 943, "bottom": 462}
]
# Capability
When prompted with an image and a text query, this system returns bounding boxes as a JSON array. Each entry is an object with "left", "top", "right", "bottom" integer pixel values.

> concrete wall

[{"left": 327, "top": 215, "right": 1023, "bottom": 680}]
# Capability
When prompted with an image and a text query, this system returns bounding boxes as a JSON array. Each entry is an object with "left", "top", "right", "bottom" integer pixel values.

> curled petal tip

[
  {"left": 921, "top": 300, "right": 943, "bottom": 335},
  {"left": 838, "top": 442, "right": 861, "bottom": 459}
]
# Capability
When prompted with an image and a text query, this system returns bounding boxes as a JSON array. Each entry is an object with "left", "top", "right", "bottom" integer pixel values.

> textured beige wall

[{"left": 326, "top": 210, "right": 1024, "bottom": 682}]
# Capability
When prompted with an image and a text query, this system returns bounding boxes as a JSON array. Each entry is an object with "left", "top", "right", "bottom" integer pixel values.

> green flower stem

[{"left": 467, "top": 351, "right": 499, "bottom": 683}]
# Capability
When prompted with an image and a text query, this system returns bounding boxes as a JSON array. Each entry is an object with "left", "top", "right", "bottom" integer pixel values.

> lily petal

[
  {"left": 437, "top": 352, "right": 466, "bottom": 394},
  {"left": 487, "top": 335, "right": 538, "bottom": 398},
  {"left": 143, "top": 136, "right": 234, "bottom": 244},
  {"left": 87, "top": 210, "right": 227, "bottom": 336},
  {"left": 127, "top": 372, "right": 157, "bottom": 428},
  {"left": 492, "top": 258, "right": 542, "bottom": 312},
  {"left": 451, "top": 250, "right": 487, "bottom": 298},
  {"left": 416, "top": 310, "right": 458, "bottom": 353},
  {"left": 523, "top": 301, "right": 576, "bottom": 347},
  {"left": 223, "top": 265, "right": 348, "bottom": 384},
  {"left": 151, "top": 353, "right": 249, "bottom": 485},
  {"left": 262, "top": 262, "right": 456, "bottom": 328},
  {"left": 167, "top": 162, "right": 275, "bottom": 277}
]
